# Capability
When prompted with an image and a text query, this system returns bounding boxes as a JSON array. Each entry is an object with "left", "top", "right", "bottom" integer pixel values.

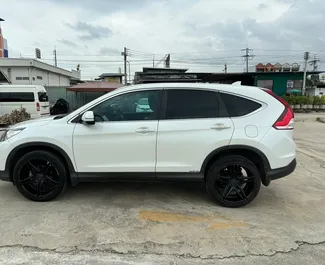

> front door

[{"left": 73, "top": 90, "right": 162, "bottom": 178}]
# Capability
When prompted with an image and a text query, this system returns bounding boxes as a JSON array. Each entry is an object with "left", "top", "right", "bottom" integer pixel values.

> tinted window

[
  {"left": 38, "top": 92, "right": 49, "bottom": 102},
  {"left": 220, "top": 93, "right": 261, "bottom": 117},
  {"left": 0, "top": 92, "right": 35, "bottom": 102},
  {"left": 166, "top": 89, "right": 218, "bottom": 119},
  {"left": 91, "top": 90, "right": 162, "bottom": 122}
]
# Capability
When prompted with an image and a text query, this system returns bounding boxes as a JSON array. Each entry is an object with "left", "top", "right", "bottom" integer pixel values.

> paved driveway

[{"left": 0, "top": 113, "right": 325, "bottom": 264}]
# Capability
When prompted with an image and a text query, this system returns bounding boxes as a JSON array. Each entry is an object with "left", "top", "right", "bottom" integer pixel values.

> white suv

[{"left": 0, "top": 83, "right": 296, "bottom": 207}]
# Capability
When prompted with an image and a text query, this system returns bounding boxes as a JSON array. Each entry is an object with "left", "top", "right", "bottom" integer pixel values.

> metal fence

[{"left": 45, "top": 86, "right": 105, "bottom": 111}]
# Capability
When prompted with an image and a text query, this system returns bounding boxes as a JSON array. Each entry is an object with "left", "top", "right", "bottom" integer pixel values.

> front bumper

[
  {"left": 267, "top": 158, "right": 297, "bottom": 181},
  {"left": 0, "top": 170, "right": 10, "bottom": 182}
]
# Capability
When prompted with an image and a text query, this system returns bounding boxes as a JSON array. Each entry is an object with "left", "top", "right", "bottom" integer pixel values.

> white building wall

[
  {"left": 0, "top": 66, "right": 71, "bottom": 86},
  {"left": 306, "top": 88, "right": 316, "bottom": 96},
  {"left": 306, "top": 87, "right": 324, "bottom": 96},
  {"left": 8, "top": 66, "right": 30, "bottom": 84}
]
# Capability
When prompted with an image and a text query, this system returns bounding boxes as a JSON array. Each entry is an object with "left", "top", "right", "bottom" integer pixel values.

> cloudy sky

[{"left": 1, "top": 0, "right": 325, "bottom": 80}]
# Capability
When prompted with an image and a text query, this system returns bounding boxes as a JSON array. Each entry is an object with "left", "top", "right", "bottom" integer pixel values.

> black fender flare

[
  {"left": 200, "top": 145, "right": 271, "bottom": 186},
  {"left": 5, "top": 142, "right": 79, "bottom": 185}
]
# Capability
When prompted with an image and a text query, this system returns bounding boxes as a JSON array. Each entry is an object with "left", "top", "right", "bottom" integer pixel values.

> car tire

[
  {"left": 205, "top": 155, "right": 261, "bottom": 208},
  {"left": 13, "top": 150, "right": 67, "bottom": 202}
]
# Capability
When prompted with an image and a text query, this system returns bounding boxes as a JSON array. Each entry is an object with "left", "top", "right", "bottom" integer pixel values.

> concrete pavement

[{"left": 0, "top": 113, "right": 324, "bottom": 264}]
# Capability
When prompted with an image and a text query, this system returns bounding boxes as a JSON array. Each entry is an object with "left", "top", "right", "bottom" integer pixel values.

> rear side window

[
  {"left": 0, "top": 92, "right": 35, "bottom": 102},
  {"left": 38, "top": 92, "right": 49, "bottom": 102},
  {"left": 165, "top": 89, "right": 218, "bottom": 119},
  {"left": 220, "top": 93, "right": 261, "bottom": 117}
]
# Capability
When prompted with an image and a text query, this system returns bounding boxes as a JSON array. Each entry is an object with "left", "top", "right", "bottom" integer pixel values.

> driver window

[{"left": 91, "top": 90, "right": 162, "bottom": 122}]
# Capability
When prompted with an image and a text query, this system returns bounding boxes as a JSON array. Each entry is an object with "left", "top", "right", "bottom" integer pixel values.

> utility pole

[
  {"left": 153, "top": 55, "right": 155, "bottom": 67},
  {"left": 309, "top": 54, "right": 320, "bottom": 71},
  {"left": 241, "top": 47, "right": 254, "bottom": 72},
  {"left": 302, "top": 51, "right": 310, "bottom": 95},
  {"left": 126, "top": 61, "right": 131, "bottom": 84},
  {"left": 165, "top": 54, "right": 170, "bottom": 68},
  {"left": 121, "top": 47, "right": 128, "bottom": 85},
  {"left": 224, "top": 63, "right": 227, "bottom": 73},
  {"left": 53, "top": 47, "right": 57, "bottom": 67}
]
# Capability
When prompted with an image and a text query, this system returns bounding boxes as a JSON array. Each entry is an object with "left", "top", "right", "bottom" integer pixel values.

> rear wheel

[
  {"left": 13, "top": 151, "right": 67, "bottom": 201},
  {"left": 205, "top": 155, "right": 261, "bottom": 208}
]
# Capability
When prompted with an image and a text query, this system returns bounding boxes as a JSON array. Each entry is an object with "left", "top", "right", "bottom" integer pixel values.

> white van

[{"left": 0, "top": 85, "right": 50, "bottom": 119}]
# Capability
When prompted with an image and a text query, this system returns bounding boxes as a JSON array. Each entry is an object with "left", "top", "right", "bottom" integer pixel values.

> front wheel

[
  {"left": 13, "top": 151, "right": 67, "bottom": 201},
  {"left": 205, "top": 155, "right": 261, "bottom": 208}
]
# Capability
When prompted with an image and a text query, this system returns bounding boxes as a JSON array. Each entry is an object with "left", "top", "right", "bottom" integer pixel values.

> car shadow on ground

[
  {"left": 59, "top": 181, "right": 214, "bottom": 206},
  {"left": 0, "top": 181, "right": 277, "bottom": 208}
]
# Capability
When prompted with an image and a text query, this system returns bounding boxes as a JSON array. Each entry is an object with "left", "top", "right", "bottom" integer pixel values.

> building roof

[
  {"left": 0, "top": 58, "right": 80, "bottom": 79},
  {"left": 142, "top": 67, "right": 188, "bottom": 73},
  {"left": 98, "top": 73, "right": 124, "bottom": 78},
  {"left": 248, "top": 71, "right": 323, "bottom": 76},
  {"left": 67, "top": 81, "right": 123, "bottom": 92}
]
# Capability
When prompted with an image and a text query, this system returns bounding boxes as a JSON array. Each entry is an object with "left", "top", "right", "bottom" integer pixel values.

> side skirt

[{"left": 77, "top": 172, "right": 203, "bottom": 182}]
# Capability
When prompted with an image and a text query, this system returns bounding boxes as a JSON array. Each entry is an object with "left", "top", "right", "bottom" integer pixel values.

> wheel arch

[
  {"left": 6, "top": 142, "right": 79, "bottom": 186},
  {"left": 201, "top": 145, "right": 271, "bottom": 186}
]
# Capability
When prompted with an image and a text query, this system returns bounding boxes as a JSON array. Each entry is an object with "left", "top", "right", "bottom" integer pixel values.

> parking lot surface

[{"left": 1, "top": 113, "right": 325, "bottom": 264}]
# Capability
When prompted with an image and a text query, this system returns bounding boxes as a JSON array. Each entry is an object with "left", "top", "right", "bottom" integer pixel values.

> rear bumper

[
  {"left": 0, "top": 170, "right": 10, "bottom": 182},
  {"left": 266, "top": 158, "right": 297, "bottom": 181}
]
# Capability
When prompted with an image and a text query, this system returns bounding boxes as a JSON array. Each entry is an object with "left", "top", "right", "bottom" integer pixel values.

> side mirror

[{"left": 81, "top": 111, "right": 95, "bottom": 125}]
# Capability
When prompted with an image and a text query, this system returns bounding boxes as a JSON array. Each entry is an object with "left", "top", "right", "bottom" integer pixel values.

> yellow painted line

[{"left": 209, "top": 222, "right": 248, "bottom": 230}]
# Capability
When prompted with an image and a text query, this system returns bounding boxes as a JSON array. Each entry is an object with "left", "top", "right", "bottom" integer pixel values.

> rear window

[
  {"left": 38, "top": 92, "right": 49, "bottom": 102},
  {"left": 0, "top": 92, "right": 35, "bottom": 102},
  {"left": 220, "top": 93, "right": 262, "bottom": 117}
]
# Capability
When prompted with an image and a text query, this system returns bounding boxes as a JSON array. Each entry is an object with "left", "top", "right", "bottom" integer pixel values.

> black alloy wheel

[
  {"left": 206, "top": 155, "right": 261, "bottom": 208},
  {"left": 13, "top": 151, "right": 67, "bottom": 201}
]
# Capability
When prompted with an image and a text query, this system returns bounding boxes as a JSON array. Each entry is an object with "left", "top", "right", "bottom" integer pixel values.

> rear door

[
  {"left": 155, "top": 88, "right": 234, "bottom": 177},
  {"left": 37, "top": 87, "right": 50, "bottom": 116}
]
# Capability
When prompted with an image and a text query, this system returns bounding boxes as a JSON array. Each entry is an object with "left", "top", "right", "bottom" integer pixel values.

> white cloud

[{"left": 1, "top": 0, "right": 324, "bottom": 79}]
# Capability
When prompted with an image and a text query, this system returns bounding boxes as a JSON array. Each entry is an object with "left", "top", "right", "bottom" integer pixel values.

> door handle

[
  {"left": 210, "top": 123, "right": 231, "bottom": 130},
  {"left": 135, "top": 127, "right": 155, "bottom": 134}
]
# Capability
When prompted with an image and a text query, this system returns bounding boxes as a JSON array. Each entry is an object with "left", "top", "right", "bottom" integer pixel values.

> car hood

[{"left": 9, "top": 116, "right": 56, "bottom": 129}]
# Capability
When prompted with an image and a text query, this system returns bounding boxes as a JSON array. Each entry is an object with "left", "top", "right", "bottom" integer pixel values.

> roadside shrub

[
  {"left": 313, "top": 96, "right": 321, "bottom": 105},
  {"left": 306, "top": 96, "right": 313, "bottom": 105},
  {"left": 0, "top": 108, "right": 31, "bottom": 125},
  {"left": 286, "top": 95, "right": 296, "bottom": 105},
  {"left": 282, "top": 95, "right": 290, "bottom": 103},
  {"left": 299, "top": 95, "right": 308, "bottom": 105},
  {"left": 320, "top": 96, "right": 325, "bottom": 105}
]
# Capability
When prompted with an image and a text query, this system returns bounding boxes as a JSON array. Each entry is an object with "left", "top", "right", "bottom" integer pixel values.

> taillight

[
  {"left": 262, "top": 88, "right": 294, "bottom": 130},
  {"left": 36, "top": 102, "right": 40, "bottom": 111}
]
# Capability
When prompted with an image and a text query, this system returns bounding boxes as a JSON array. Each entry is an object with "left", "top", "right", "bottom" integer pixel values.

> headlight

[{"left": 0, "top": 128, "right": 25, "bottom": 142}]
